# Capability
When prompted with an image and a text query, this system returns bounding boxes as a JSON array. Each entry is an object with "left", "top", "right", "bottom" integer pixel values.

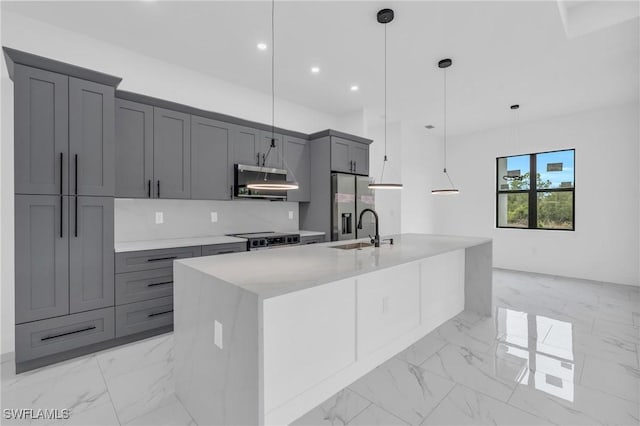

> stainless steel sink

[{"left": 330, "top": 242, "right": 374, "bottom": 250}]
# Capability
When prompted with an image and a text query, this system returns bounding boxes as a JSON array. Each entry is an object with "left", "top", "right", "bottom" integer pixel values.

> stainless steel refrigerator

[{"left": 331, "top": 173, "right": 376, "bottom": 241}]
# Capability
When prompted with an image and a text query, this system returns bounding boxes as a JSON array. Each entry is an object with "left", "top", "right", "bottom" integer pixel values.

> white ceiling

[{"left": 3, "top": 1, "right": 638, "bottom": 136}]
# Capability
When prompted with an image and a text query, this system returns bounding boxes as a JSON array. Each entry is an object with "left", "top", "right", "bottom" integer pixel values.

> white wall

[
  {"left": 433, "top": 104, "right": 640, "bottom": 287},
  {"left": 0, "top": 11, "right": 340, "bottom": 356}
]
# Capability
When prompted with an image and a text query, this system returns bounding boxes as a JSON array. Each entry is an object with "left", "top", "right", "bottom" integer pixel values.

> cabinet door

[
  {"left": 69, "top": 196, "right": 114, "bottom": 313},
  {"left": 260, "top": 131, "right": 283, "bottom": 169},
  {"left": 191, "top": 116, "right": 232, "bottom": 200},
  {"left": 14, "top": 65, "right": 69, "bottom": 195},
  {"left": 284, "top": 136, "right": 310, "bottom": 202},
  {"left": 15, "top": 195, "right": 69, "bottom": 323},
  {"left": 115, "top": 99, "right": 154, "bottom": 198},
  {"left": 69, "top": 78, "right": 115, "bottom": 196},
  {"left": 153, "top": 107, "right": 191, "bottom": 199},
  {"left": 233, "top": 126, "right": 261, "bottom": 166},
  {"left": 351, "top": 142, "right": 369, "bottom": 176},
  {"left": 330, "top": 137, "right": 352, "bottom": 173}
]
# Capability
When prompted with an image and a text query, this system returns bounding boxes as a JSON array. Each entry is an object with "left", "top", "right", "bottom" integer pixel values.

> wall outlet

[
  {"left": 214, "top": 320, "right": 223, "bottom": 349},
  {"left": 288, "top": 211, "right": 294, "bottom": 220},
  {"left": 155, "top": 212, "right": 164, "bottom": 224},
  {"left": 210, "top": 212, "right": 218, "bottom": 223}
]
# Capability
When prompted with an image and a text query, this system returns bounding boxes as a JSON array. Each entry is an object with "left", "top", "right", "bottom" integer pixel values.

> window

[{"left": 496, "top": 149, "right": 574, "bottom": 230}]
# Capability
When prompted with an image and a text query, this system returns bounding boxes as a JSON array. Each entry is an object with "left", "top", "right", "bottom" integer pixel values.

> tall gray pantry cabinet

[{"left": 5, "top": 48, "right": 121, "bottom": 372}]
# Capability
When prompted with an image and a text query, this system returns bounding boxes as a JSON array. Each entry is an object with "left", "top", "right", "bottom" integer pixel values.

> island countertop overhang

[{"left": 175, "top": 233, "right": 491, "bottom": 299}]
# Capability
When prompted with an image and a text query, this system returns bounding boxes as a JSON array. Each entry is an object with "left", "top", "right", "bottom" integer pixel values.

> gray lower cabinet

[
  {"left": 116, "top": 297, "right": 173, "bottom": 338},
  {"left": 153, "top": 107, "right": 191, "bottom": 199},
  {"left": 69, "top": 78, "right": 115, "bottom": 196},
  {"left": 284, "top": 136, "right": 310, "bottom": 202},
  {"left": 201, "top": 242, "right": 246, "bottom": 256},
  {"left": 15, "top": 307, "right": 115, "bottom": 362},
  {"left": 233, "top": 125, "right": 261, "bottom": 166},
  {"left": 14, "top": 64, "right": 69, "bottom": 196},
  {"left": 191, "top": 116, "right": 232, "bottom": 200},
  {"left": 69, "top": 197, "right": 114, "bottom": 313},
  {"left": 115, "top": 99, "right": 154, "bottom": 198},
  {"left": 115, "top": 268, "right": 173, "bottom": 305},
  {"left": 115, "top": 246, "right": 202, "bottom": 274},
  {"left": 15, "top": 195, "right": 69, "bottom": 324}
]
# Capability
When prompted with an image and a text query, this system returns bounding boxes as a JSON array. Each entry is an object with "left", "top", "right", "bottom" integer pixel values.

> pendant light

[
  {"left": 501, "top": 104, "right": 524, "bottom": 183},
  {"left": 431, "top": 58, "right": 459, "bottom": 195},
  {"left": 369, "top": 8, "right": 403, "bottom": 190},
  {"left": 247, "top": 0, "right": 298, "bottom": 191}
]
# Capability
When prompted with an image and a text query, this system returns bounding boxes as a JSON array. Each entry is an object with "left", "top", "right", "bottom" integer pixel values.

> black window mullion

[{"left": 529, "top": 154, "right": 537, "bottom": 229}]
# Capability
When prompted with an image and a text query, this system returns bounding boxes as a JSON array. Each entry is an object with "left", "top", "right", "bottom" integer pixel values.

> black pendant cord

[
  {"left": 380, "top": 22, "right": 388, "bottom": 183},
  {"left": 442, "top": 66, "right": 455, "bottom": 188}
]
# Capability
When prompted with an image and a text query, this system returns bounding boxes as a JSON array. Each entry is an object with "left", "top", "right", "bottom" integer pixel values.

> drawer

[
  {"left": 116, "top": 296, "right": 173, "bottom": 338},
  {"left": 115, "top": 246, "right": 201, "bottom": 273},
  {"left": 201, "top": 242, "right": 246, "bottom": 256},
  {"left": 15, "top": 308, "right": 115, "bottom": 363},
  {"left": 300, "top": 235, "right": 325, "bottom": 245},
  {"left": 115, "top": 268, "right": 173, "bottom": 305}
]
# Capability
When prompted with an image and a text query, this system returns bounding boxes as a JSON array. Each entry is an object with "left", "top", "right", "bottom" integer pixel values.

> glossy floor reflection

[{"left": 1, "top": 269, "right": 638, "bottom": 425}]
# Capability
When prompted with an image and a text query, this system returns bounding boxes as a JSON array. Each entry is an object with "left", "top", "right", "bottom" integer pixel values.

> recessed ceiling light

[
  {"left": 350, "top": 85, "right": 359, "bottom": 92},
  {"left": 425, "top": 125, "right": 435, "bottom": 129},
  {"left": 310, "top": 66, "right": 320, "bottom": 74},
  {"left": 257, "top": 42, "right": 268, "bottom": 51}
]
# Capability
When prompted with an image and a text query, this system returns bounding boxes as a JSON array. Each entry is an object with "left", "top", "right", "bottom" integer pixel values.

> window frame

[{"left": 496, "top": 148, "right": 575, "bottom": 231}]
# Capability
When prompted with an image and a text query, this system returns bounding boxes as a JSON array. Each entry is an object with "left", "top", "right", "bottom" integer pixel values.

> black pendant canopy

[
  {"left": 377, "top": 8, "right": 394, "bottom": 23},
  {"left": 438, "top": 58, "right": 452, "bottom": 69}
]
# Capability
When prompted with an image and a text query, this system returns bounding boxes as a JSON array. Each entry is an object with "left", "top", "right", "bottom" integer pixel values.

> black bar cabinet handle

[
  {"left": 41, "top": 325, "right": 96, "bottom": 341},
  {"left": 256, "top": 153, "right": 260, "bottom": 165},
  {"left": 262, "top": 153, "right": 265, "bottom": 166},
  {"left": 146, "top": 256, "right": 177, "bottom": 262},
  {"left": 147, "top": 281, "right": 173, "bottom": 287},
  {"left": 148, "top": 310, "right": 173, "bottom": 318},
  {"left": 74, "top": 154, "right": 78, "bottom": 195},
  {"left": 59, "top": 196, "right": 63, "bottom": 238},
  {"left": 74, "top": 197, "right": 78, "bottom": 237},
  {"left": 157, "top": 180, "right": 160, "bottom": 198},
  {"left": 148, "top": 180, "right": 151, "bottom": 198},
  {"left": 217, "top": 250, "right": 235, "bottom": 255},
  {"left": 230, "top": 185, "right": 233, "bottom": 200},
  {"left": 59, "top": 152, "right": 63, "bottom": 195},
  {"left": 353, "top": 161, "right": 356, "bottom": 172}
]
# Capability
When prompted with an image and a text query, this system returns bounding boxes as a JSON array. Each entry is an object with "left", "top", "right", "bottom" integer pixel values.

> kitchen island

[{"left": 174, "top": 233, "right": 492, "bottom": 426}]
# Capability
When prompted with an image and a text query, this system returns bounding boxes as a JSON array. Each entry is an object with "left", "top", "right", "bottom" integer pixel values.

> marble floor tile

[
  {"left": 103, "top": 360, "right": 174, "bottom": 424},
  {"left": 548, "top": 329, "right": 638, "bottom": 367},
  {"left": 124, "top": 394, "right": 194, "bottom": 426},
  {"left": 422, "top": 384, "right": 550, "bottom": 426},
  {"left": 421, "top": 343, "right": 526, "bottom": 403},
  {"left": 291, "top": 389, "right": 371, "bottom": 426},
  {"left": 510, "top": 371, "right": 640, "bottom": 426},
  {"left": 394, "top": 333, "right": 447, "bottom": 366},
  {"left": 43, "top": 400, "right": 121, "bottom": 426},
  {"left": 593, "top": 318, "right": 640, "bottom": 344},
  {"left": 1, "top": 356, "right": 111, "bottom": 419},
  {"left": 97, "top": 333, "right": 173, "bottom": 380},
  {"left": 580, "top": 355, "right": 639, "bottom": 403},
  {"left": 349, "top": 357, "right": 455, "bottom": 425},
  {"left": 434, "top": 316, "right": 503, "bottom": 354},
  {"left": 347, "top": 404, "right": 408, "bottom": 426}
]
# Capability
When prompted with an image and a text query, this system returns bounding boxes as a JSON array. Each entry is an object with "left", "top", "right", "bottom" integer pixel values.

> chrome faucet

[{"left": 357, "top": 208, "right": 380, "bottom": 247}]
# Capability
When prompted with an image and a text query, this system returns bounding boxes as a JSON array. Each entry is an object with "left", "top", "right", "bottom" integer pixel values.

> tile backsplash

[{"left": 115, "top": 198, "right": 299, "bottom": 242}]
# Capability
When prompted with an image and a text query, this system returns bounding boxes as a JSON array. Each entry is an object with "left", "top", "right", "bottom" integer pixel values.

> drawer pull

[
  {"left": 147, "top": 281, "right": 173, "bottom": 287},
  {"left": 217, "top": 250, "right": 236, "bottom": 254},
  {"left": 41, "top": 325, "right": 96, "bottom": 341},
  {"left": 146, "top": 256, "right": 177, "bottom": 262},
  {"left": 147, "top": 309, "right": 173, "bottom": 318}
]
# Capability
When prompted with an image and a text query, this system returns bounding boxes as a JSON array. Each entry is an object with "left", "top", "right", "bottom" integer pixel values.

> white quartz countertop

[
  {"left": 176, "top": 233, "right": 491, "bottom": 299},
  {"left": 114, "top": 236, "right": 247, "bottom": 253}
]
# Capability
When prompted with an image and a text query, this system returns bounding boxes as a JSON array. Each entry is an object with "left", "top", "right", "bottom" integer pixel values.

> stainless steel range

[{"left": 229, "top": 231, "right": 300, "bottom": 251}]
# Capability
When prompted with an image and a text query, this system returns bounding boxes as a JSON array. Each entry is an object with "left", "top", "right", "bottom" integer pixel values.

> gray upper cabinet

[
  {"left": 14, "top": 65, "right": 69, "bottom": 196},
  {"left": 330, "top": 136, "right": 369, "bottom": 175},
  {"left": 69, "top": 78, "right": 115, "bottom": 196},
  {"left": 153, "top": 107, "right": 191, "bottom": 199},
  {"left": 233, "top": 126, "right": 261, "bottom": 166},
  {"left": 69, "top": 197, "right": 114, "bottom": 314},
  {"left": 260, "top": 131, "right": 283, "bottom": 169},
  {"left": 191, "top": 116, "right": 232, "bottom": 200},
  {"left": 284, "top": 136, "right": 310, "bottom": 202},
  {"left": 351, "top": 142, "right": 369, "bottom": 175},
  {"left": 15, "top": 195, "right": 69, "bottom": 324},
  {"left": 115, "top": 100, "right": 153, "bottom": 198}
]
